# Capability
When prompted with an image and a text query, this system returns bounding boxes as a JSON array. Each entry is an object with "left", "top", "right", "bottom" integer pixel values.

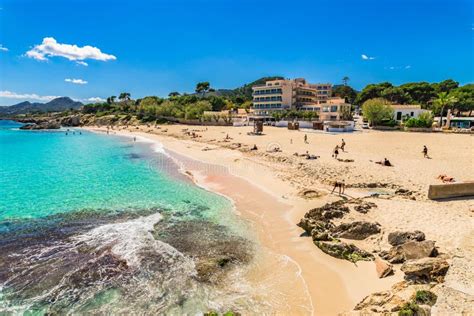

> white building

[{"left": 390, "top": 105, "right": 429, "bottom": 121}]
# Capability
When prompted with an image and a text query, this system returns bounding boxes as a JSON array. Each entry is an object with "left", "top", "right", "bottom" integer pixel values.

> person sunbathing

[
  {"left": 375, "top": 158, "right": 393, "bottom": 167},
  {"left": 437, "top": 174, "right": 455, "bottom": 183}
]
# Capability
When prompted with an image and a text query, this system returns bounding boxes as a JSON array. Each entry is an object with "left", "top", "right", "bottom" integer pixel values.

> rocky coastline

[{"left": 298, "top": 198, "right": 451, "bottom": 315}]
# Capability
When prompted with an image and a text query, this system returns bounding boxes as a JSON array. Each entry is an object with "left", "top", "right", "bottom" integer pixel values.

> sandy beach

[{"left": 86, "top": 125, "right": 473, "bottom": 315}]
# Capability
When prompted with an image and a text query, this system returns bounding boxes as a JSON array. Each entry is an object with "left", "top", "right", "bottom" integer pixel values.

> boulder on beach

[
  {"left": 388, "top": 230, "right": 426, "bottom": 246},
  {"left": 331, "top": 221, "right": 381, "bottom": 240},
  {"left": 314, "top": 240, "right": 374, "bottom": 262},
  {"left": 401, "top": 257, "right": 450, "bottom": 283},
  {"left": 375, "top": 257, "right": 394, "bottom": 278},
  {"left": 384, "top": 240, "right": 438, "bottom": 264}
]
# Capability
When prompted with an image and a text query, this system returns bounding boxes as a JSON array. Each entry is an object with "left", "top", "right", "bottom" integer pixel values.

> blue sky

[{"left": 0, "top": 0, "right": 473, "bottom": 106}]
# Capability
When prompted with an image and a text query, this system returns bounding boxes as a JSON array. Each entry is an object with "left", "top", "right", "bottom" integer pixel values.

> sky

[{"left": 0, "top": 0, "right": 473, "bottom": 106}]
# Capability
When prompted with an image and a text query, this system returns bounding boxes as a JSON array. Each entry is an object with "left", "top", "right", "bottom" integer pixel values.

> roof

[{"left": 390, "top": 104, "right": 422, "bottom": 110}]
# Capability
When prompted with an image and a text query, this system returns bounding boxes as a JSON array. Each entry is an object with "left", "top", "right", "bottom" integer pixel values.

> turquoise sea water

[
  {"left": 0, "top": 120, "right": 255, "bottom": 314},
  {"left": 0, "top": 120, "right": 230, "bottom": 221}
]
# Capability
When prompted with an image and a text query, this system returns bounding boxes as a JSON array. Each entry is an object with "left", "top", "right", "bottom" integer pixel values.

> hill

[{"left": 0, "top": 97, "right": 83, "bottom": 116}]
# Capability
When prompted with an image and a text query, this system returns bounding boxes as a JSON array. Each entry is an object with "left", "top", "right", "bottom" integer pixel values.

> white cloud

[
  {"left": 26, "top": 37, "right": 116, "bottom": 63},
  {"left": 361, "top": 54, "right": 375, "bottom": 60},
  {"left": 65, "top": 78, "right": 88, "bottom": 85},
  {"left": 76, "top": 61, "right": 88, "bottom": 66},
  {"left": 0, "top": 45, "right": 8, "bottom": 52},
  {"left": 405, "top": 65, "right": 411, "bottom": 69},
  {"left": 85, "top": 97, "right": 105, "bottom": 103},
  {"left": 0, "top": 90, "right": 60, "bottom": 101}
]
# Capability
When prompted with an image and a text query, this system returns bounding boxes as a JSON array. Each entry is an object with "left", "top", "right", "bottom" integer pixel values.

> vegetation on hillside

[{"left": 18, "top": 77, "right": 469, "bottom": 126}]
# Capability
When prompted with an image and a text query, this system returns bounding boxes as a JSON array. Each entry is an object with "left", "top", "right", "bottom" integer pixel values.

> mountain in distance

[{"left": 0, "top": 97, "right": 83, "bottom": 116}]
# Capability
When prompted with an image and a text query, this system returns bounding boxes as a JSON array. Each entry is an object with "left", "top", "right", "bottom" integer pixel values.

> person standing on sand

[
  {"left": 423, "top": 145, "right": 429, "bottom": 158},
  {"left": 341, "top": 139, "right": 346, "bottom": 151},
  {"left": 333, "top": 145, "right": 340, "bottom": 159},
  {"left": 304, "top": 134, "right": 308, "bottom": 144}
]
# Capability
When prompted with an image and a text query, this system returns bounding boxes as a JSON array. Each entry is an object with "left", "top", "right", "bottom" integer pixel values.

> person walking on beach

[
  {"left": 333, "top": 145, "right": 340, "bottom": 159},
  {"left": 304, "top": 134, "right": 308, "bottom": 144},
  {"left": 341, "top": 139, "right": 346, "bottom": 151},
  {"left": 422, "top": 145, "right": 429, "bottom": 158},
  {"left": 134, "top": 137, "right": 136, "bottom": 142}
]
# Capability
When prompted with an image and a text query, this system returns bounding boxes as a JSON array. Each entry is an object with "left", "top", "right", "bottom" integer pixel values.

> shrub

[
  {"left": 415, "top": 290, "right": 437, "bottom": 306},
  {"left": 398, "top": 301, "right": 419, "bottom": 316},
  {"left": 404, "top": 112, "right": 434, "bottom": 128}
]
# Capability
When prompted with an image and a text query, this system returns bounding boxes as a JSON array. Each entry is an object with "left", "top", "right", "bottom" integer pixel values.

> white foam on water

[{"left": 72, "top": 212, "right": 187, "bottom": 268}]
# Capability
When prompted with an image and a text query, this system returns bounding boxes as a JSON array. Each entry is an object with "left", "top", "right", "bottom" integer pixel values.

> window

[
  {"left": 323, "top": 106, "right": 330, "bottom": 112},
  {"left": 411, "top": 112, "right": 414, "bottom": 116},
  {"left": 330, "top": 106, "right": 338, "bottom": 112},
  {"left": 396, "top": 112, "right": 402, "bottom": 120}
]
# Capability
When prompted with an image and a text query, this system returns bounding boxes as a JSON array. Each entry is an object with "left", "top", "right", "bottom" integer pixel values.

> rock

[
  {"left": 354, "top": 202, "right": 377, "bottom": 214},
  {"left": 395, "top": 188, "right": 413, "bottom": 196},
  {"left": 311, "top": 230, "right": 330, "bottom": 241},
  {"left": 401, "top": 257, "right": 450, "bottom": 283},
  {"left": 331, "top": 221, "right": 381, "bottom": 240},
  {"left": 19, "top": 121, "right": 61, "bottom": 130},
  {"left": 386, "top": 240, "right": 438, "bottom": 264},
  {"left": 375, "top": 258, "right": 393, "bottom": 278},
  {"left": 314, "top": 240, "right": 374, "bottom": 262},
  {"left": 354, "top": 290, "right": 392, "bottom": 310},
  {"left": 388, "top": 230, "right": 426, "bottom": 246},
  {"left": 417, "top": 304, "right": 432, "bottom": 316}
]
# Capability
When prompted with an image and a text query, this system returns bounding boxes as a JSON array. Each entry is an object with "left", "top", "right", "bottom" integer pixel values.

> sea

[{"left": 0, "top": 120, "right": 260, "bottom": 314}]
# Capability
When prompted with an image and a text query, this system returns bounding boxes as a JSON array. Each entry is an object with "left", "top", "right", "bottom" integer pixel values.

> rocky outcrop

[
  {"left": 314, "top": 240, "right": 374, "bottom": 262},
  {"left": 401, "top": 258, "right": 450, "bottom": 283},
  {"left": 353, "top": 201, "right": 377, "bottom": 214},
  {"left": 388, "top": 230, "right": 426, "bottom": 246},
  {"left": 298, "top": 200, "right": 381, "bottom": 262},
  {"left": 375, "top": 257, "right": 393, "bottom": 278},
  {"left": 331, "top": 221, "right": 381, "bottom": 240},
  {"left": 383, "top": 240, "right": 438, "bottom": 264},
  {"left": 19, "top": 121, "right": 61, "bottom": 130}
]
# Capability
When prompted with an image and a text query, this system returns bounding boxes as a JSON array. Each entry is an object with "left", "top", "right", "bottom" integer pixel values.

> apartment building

[
  {"left": 300, "top": 97, "right": 352, "bottom": 121},
  {"left": 252, "top": 78, "right": 332, "bottom": 116}
]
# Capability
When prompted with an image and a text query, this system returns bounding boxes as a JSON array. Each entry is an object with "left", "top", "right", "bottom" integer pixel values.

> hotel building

[{"left": 252, "top": 78, "right": 351, "bottom": 121}]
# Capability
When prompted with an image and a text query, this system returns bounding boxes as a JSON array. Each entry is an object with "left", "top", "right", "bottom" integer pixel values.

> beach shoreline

[{"left": 85, "top": 125, "right": 444, "bottom": 315}]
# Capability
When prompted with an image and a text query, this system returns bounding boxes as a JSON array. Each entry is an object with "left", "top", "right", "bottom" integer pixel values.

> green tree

[
  {"left": 168, "top": 91, "right": 180, "bottom": 97},
  {"left": 342, "top": 76, "right": 350, "bottom": 86},
  {"left": 119, "top": 92, "right": 131, "bottom": 101},
  {"left": 106, "top": 96, "right": 116, "bottom": 105},
  {"left": 432, "top": 79, "right": 459, "bottom": 93},
  {"left": 381, "top": 87, "right": 411, "bottom": 104},
  {"left": 185, "top": 100, "right": 212, "bottom": 120},
  {"left": 399, "top": 82, "right": 435, "bottom": 106},
  {"left": 451, "top": 84, "right": 474, "bottom": 116},
  {"left": 355, "top": 82, "right": 392, "bottom": 105},
  {"left": 332, "top": 85, "right": 358, "bottom": 104},
  {"left": 195, "top": 82, "right": 211, "bottom": 97},
  {"left": 361, "top": 98, "right": 394, "bottom": 126},
  {"left": 432, "top": 92, "right": 457, "bottom": 127}
]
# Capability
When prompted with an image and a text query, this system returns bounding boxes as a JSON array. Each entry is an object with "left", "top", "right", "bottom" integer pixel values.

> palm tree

[
  {"left": 119, "top": 92, "right": 131, "bottom": 101},
  {"left": 195, "top": 82, "right": 210, "bottom": 97},
  {"left": 433, "top": 92, "right": 457, "bottom": 127},
  {"left": 342, "top": 76, "right": 350, "bottom": 86}
]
